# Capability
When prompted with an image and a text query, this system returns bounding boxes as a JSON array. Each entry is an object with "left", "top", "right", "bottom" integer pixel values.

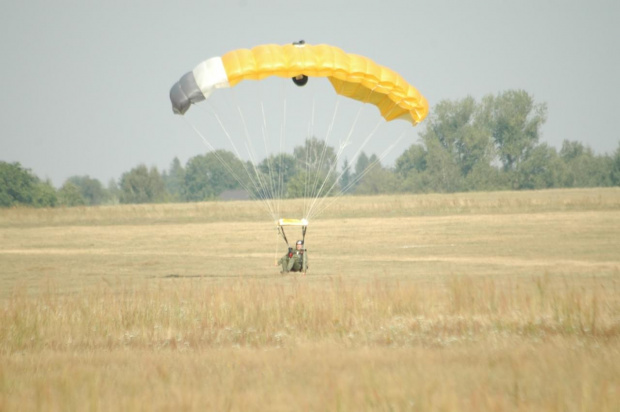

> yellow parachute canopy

[{"left": 171, "top": 43, "right": 429, "bottom": 125}]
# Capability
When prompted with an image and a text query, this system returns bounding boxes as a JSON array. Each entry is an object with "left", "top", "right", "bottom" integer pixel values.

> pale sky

[{"left": 1, "top": 0, "right": 619, "bottom": 187}]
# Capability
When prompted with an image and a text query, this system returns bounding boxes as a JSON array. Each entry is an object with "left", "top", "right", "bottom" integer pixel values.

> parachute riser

[
  {"left": 277, "top": 218, "right": 308, "bottom": 248},
  {"left": 278, "top": 225, "right": 307, "bottom": 248},
  {"left": 278, "top": 225, "right": 290, "bottom": 247}
]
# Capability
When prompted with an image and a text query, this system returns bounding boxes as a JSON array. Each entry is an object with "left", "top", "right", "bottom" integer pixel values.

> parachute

[
  {"left": 170, "top": 42, "right": 428, "bottom": 252},
  {"left": 170, "top": 43, "right": 428, "bottom": 124}
]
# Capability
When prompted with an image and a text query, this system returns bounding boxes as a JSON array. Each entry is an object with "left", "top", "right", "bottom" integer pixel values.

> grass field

[{"left": 1, "top": 188, "right": 619, "bottom": 411}]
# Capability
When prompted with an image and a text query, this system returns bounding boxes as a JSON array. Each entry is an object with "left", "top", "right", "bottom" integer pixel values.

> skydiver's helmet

[{"left": 296, "top": 240, "right": 304, "bottom": 247}]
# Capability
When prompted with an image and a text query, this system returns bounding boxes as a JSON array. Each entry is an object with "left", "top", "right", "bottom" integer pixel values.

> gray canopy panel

[{"left": 169, "top": 72, "right": 204, "bottom": 115}]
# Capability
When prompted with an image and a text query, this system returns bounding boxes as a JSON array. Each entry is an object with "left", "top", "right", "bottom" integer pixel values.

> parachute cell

[{"left": 170, "top": 43, "right": 428, "bottom": 125}]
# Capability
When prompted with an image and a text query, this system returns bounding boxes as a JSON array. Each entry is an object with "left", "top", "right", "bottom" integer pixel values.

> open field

[{"left": 1, "top": 188, "right": 620, "bottom": 411}]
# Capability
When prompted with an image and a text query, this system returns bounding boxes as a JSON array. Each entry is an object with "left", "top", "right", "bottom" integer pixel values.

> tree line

[{"left": 2, "top": 90, "right": 619, "bottom": 208}]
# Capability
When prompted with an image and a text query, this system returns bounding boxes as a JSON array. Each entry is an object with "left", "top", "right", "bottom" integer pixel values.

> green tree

[
  {"left": 404, "top": 90, "right": 548, "bottom": 192},
  {"left": 424, "top": 96, "right": 494, "bottom": 178},
  {"left": 559, "top": 140, "right": 612, "bottom": 187},
  {"left": 395, "top": 144, "right": 431, "bottom": 193},
  {"left": 119, "top": 165, "right": 166, "bottom": 204},
  {"left": 58, "top": 181, "right": 86, "bottom": 206},
  {"left": 353, "top": 152, "right": 371, "bottom": 178},
  {"left": 107, "top": 179, "right": 120, "bottom": 204},
  {"left": 462, "top": 162, "right": 506, "bottom": 192},
  {"left": 354, "top": 157, "right": 399, "bottom": 195},
  {"left": 395, "top": 144, "right": 427, "bottom": 179},
  {"left": 256, "top": 153, "right": 297, "bottom": 198},
  {"left": 423, "top": 137, "right": 464, "bottom": 192},
  {"left": 163, "top": 157, "right": 185, "bottom": 201},
  {"left": 292, "top": 138, "right": 339, "bottom": 199},
  {"left": 340, "top": 159, "right": 352, "bottom": 193},
  {"left": 518, "top": 143, "right": 562, "bottom": 189},
  {"left": 286, "top": 171, "right": 310, "bottom": 198},
  {"left": 0, "top": 162, "right": 57, "bottom": 207},
  {"left": 293, "top": 137, "right": 337, "bottom": 174},
  {"left": 403, "top": 96, "right": 497, "bottom": 193},
  {"left": 65, "top": 175, "right": 107, "bottom": 205},
  {"left": 0, "top": 162, "right": 37, "bottom": 206},
  {"left": 612, "top": 143, "right": 620, "bottom": 186},
  {"left": 184, "top": 150, "right": 246, "bottom": 201},
  {"left": 286, "top": 169, "right": 338, "bottom": 199},
  {"left": 486, "top": 90, "right": 547, "bottom": 189},
  {"left": 32, "top": 179, "right": 58, "bottom": 207},
  {"left": 348, "top": 151, "right": 376, "bottom": 191}
]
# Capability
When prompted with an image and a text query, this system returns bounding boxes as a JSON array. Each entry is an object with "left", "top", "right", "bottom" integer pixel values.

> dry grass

[
  {"left": 1, "top": 188, "right": 619, "bottom": 411},
  {"left": 1, "top": 188, "right": 618, "bottom": 228}
]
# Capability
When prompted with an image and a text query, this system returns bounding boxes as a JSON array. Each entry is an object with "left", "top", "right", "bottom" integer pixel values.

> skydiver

[{"left": 278, "top": 240, "right": 308, "bottom": 274}]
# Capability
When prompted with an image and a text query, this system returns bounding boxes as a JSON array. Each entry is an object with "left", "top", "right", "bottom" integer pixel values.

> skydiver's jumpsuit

[{"left": 279, "top": 248, "right": 308, "bottom": 273}]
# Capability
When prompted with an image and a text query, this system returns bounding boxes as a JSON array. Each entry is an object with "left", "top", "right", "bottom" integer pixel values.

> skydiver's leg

[
  {"left": 281, "top": 258, "right": 289, "bottom": 273},
  {"left": 287, "top": 258, "right": 296, "bottom": 272}
]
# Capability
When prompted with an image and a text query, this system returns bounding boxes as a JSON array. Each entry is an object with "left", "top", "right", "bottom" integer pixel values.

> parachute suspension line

[
  {"left": 307, "top": 76, "right": 365, "bottom": 211},
  {"left": 192, "top": 103, "right": 277, "bottom": 219},
  {"left": 182, "top": 116, "right": 275, "bottom": 219},
  {"left": 305, "top": 116, "right": 382, "bottom": 221},
  {"left": 305, "top": 87, "right": 398, "bottom": 221},
  {"left": 296, "top": 40, "right": 315, "bottom": 219},
  {"left": 307, "top": 94, "right": 414, "bottom": 221},
  {"left": 338, "top": 87, "right": 408, "bottom": 180},
  {"left": 249, "top": 79, "right": 283, "bottom": 221},
  {"left": 277, "top": 79, "right": 290, "bottom": 215},
  {"left": 308, "top": 127, "right": 411, "bottom": 221},
  {"left": 274, "top": 226, "right": 281, "bottom": 265},
  {"left": 229, "top": 89, "right": 279, "bottom": 219},
  {"left": 302, "top": 98, "right": 315, "bottom": 218},
  {"left": 202, "top": 101, "right": 275, "bottom": 219},
  {"left": 302, "top": 88, "right": 345, "bottom": 219},
  {"left": 312, "top": 96, "right": 341, "bottom": 197},
  {"left": 303, "top": 81, "right": 318, "bottom": 218},
  {"left": 257, "top": 81, "right": 280, "bottom": 219},
  {"left": 304, "top": 100, "right": 366, "bottom": 219},
  {"left": 304, "top": 79, "right": 376, "bottom": 220}
]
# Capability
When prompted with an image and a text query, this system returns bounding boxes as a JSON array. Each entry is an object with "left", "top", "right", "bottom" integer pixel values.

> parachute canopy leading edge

[{"left": 170, "top": 43, "right": 429, "bottom": 125}]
